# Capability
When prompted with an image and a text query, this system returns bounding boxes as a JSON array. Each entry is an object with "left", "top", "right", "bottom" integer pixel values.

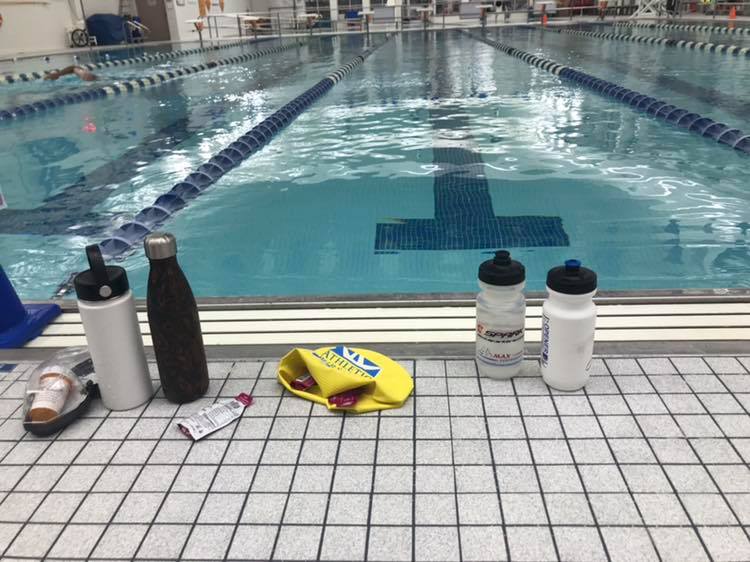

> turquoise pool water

[
  {"left": 0, "top": 41, "right": 208, "bottom": 76},
  {"left": 0, "top": 39, "right": 275, "bottom": 107},
  {"left": 1, "top": 30, "right": 749, "bottom": 300}
]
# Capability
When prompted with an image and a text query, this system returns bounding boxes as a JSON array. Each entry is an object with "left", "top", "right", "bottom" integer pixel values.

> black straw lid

[
  {"left": 546, "top": 259, "right": 597, "bottom": 295},
  {"left": 74, "top": 245, "right": 130, "bottom": 302},
  {"left": 478, "top": 250, "right": 525, "bottom": 286}
]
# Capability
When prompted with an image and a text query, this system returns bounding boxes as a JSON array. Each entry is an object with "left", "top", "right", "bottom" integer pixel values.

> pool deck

[
  {"left": 0, "top": 354, "right": 748, "bottom": 561},
  {"left": 1, "top": 294, "right": 749, "bottom": 560}
]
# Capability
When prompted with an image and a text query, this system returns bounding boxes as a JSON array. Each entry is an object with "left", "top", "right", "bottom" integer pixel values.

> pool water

[
  {"left": 0, "top": 41, "right": 207, "bottom": 76},
  {"left": 0, "top": 39, "right": 275, "bottom": 108},
  {"left": 1, "top": 29, "right": 749, "bottom": 300}
]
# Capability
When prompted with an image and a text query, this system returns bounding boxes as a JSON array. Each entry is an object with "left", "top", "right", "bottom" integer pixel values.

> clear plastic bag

[{"left": 22, "top": 347, "right": 98, "bottom": 436}]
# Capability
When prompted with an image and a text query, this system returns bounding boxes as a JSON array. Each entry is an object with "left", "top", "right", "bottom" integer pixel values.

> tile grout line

[
  {"left": 605, "top": 359, "right": 713, "bottom": 560},
  {"left": 0, "top": 520, "right": 742, "bottom": 526},
  {"left": 411, "top": 360, "right": 418, "bottom": 562},
  {"left": 580, "top": 379, "right": 664, "bottom": 560},
  {"left": 0, "top": 372, "right": 37, "bottom": 465},
  {"left": 0, "top": 357, "right": 748, "bottom": 560},
  {"left": 266, "top": 371, "right": 316, "bottom": 561},
  {"left": 361, "top": 406, "right": 383, "bottom": 561},
  {"left": 412, "top": 359, "right": 420, "bottom": 560},
  {"left": 655, "top": 358, "right": 750, "bottom": 543},
  {"left": 0, "top": 364, "right": 58, "bottom": 445},
  {"left": 142, "top": 361, "right": 251, "bottom": 559},
  {"left": 697, "top": 357, "right": 750, "bottom": 418},
  {"left": 2, "top": 364, "right": 114, "bottom": 559},
  {"left": 544, "top": 379, "right": 613, "bottom": 562},
  {"left": 66, "top": 371, "right": 199, "bottom": 560},
  {"left": 697, "top": 359, "right": 750, "bottom": 471},
  {"left": 441, "top": 360, "right": 465, "bottom": 561},
  {"left": 414, "top": 359, "right": 426, "bottom": 560},
  {"left": 314, "top": 404, "right": 347, "bottom": 560},
  {"left": 47, "top": 520, "right": 750, "bottom": 525},
  {"left": 2, "top": 431, "right": 749, "bottom": 442},
  {"left": 220, "top": 361, "right": 288, "bottom": 561},
  {"left": 1, "top": 409, "right": 748, "bottom": 424},
  {"left": 474, "top": 364, "right": 512, "bottom": 561},
  {"left": 2, "top": 409, "right": 747, "bottom": 421},
  {"left": 509, "top": 375, "right": 562, "bottom": 561},
  {"left": 172, "top": 361, "right": 245, "bottom": 560},
  {"left": 40, "top": 404, "right": 141, "bottom": 549},
  {"left": 3, "top": 461, "right": 748, "bottom": 469}
]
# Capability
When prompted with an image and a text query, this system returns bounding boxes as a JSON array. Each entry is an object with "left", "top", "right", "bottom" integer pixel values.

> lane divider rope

[
  {"left": 464, "top": 31, "right": 750, "bottom": 156},
  {"left": 614, "top": 21, "right": 750, "bottom": 36},
  {"left": 554, "top": 26, "right": 750, "bottom": 57},
  {"left": 96, "top": 35, "right": 393, "bottom": 261},
  {"left": 0, "top": 41, "right": 304, "bottom": 123},
  {"left": 0, "top": 37, "right": 270, "bottom": 85}
]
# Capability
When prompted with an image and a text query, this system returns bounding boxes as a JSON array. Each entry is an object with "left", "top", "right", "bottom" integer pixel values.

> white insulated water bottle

[
  {"left": 541, "top": 259, "right": 598, "bottom": 391},
  {"left": 476, "top": 250, "right": 526, "bottom": 379},
  {"left": 74, "top": 245, "right": 153, "bottom": 410}
]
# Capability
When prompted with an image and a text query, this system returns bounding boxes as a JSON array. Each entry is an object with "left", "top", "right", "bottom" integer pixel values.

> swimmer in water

[{"left": 44, "top": 65, "right": 98, "bottom": 82}]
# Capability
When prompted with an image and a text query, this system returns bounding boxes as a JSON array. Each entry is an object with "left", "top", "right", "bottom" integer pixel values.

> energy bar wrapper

[{"left": 178, "top": 393, "right": 253, "bottom": 440}]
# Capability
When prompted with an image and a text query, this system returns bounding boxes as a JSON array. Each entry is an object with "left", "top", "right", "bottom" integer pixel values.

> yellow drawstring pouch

[{"left": 278, "top": 345, "right": 413, "bottom": 413}]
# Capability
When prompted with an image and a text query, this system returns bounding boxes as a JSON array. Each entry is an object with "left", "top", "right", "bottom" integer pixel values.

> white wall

[
  {"left": 0, "top": 0, "right": 121, "bottom": 57},
  {"left": 250, "top": 0, "right": 271, "bottom": 12},
  {"left": 74, "top": 0, "right": 121, "bottom": 20},
  {"left": 0, "top": 0, "right": 265, "bottom": 56},
  {"left": 0, "top": 1, "right": 74, "bottom": 56},
  {"left": 165, "top": 0, "right": 258, "bottom": 42}
]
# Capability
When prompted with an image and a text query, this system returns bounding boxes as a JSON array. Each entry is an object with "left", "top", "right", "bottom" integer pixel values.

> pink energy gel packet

[
  {"left": 328, "top": 389, "right": 361, "bottom": 408},
  {"left": 178, "top": 393, "right": 253, "bottom": 440},
  {"left": 291, "top": 373, "right": 316, "bottom": 391}
]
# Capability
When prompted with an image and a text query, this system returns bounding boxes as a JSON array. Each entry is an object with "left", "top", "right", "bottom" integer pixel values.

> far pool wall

[
  {"left": 0, "top": 0, "right": 260, "bottom": 57},
  {"left": 0, "top": 1, "right": 122, "bottom": 57},
  {"left": 165, "top": 0, "right": 264, "bottom": 42}
]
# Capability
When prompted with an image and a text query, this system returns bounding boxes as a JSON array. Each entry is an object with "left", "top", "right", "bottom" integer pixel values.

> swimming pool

[{"left": 1, "top": 28, "right": 749, "bottom": 301}]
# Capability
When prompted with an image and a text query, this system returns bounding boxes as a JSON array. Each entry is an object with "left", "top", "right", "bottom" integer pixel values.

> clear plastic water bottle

[
  {"left": 541, "top": 259, "right": 598, "bottom": 391},
  {"left": 475, "top": 250, "right": 526, "bottom": 379}
]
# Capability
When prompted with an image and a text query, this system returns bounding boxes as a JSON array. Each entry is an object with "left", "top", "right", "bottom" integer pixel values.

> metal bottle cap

[{"left": 144, "top": 232, "right": 177, "bottom": 260}]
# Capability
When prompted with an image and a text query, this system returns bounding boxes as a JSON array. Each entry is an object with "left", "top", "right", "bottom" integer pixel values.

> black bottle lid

[
  {"left": 478, "top": 250, "right": 526, "bottom": 286},
  {"left": 546, "top": 259, "right": 597, "bottom": 295},
  {"left": 74, "top": 245, "right": 129, "bottom": 302}
]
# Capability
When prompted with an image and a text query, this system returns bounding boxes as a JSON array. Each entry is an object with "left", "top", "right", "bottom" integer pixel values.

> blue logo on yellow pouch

[{"left": 319, "top": 345, "right": 382, "bottom": 378}]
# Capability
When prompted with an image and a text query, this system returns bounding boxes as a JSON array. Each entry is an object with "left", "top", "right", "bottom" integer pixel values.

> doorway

[{"left": 135, "top": 0, "right": 171, "bottom": 41}]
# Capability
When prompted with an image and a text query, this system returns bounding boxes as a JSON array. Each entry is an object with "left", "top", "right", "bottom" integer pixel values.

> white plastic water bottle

[
  {"left": 475, "top": 250, "right": 526, "bottom": 379},
  {"left": 541, "top": 259, "right": 598, "bottom": 391},
  {"left": 74, "top": 245, "right": 153, "bottom": 410}
]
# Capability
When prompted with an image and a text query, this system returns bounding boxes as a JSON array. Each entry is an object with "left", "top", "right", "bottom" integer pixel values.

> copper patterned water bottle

[{"left": 144, "top": 232, "right": 208, "bottom": 403}]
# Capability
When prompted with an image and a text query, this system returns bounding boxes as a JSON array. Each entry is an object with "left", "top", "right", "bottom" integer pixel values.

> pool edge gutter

[{"left": 28, "top": 287, "right": 750, "bottom": 312}]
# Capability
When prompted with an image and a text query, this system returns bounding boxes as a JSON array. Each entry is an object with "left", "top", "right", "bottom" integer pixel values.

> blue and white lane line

[
  {"left": 0, "top": 41, "right": 304, "bottom": 122},
  {"left": 95, "top": 35, "right": 393, "bottom": 261},
  {"left": 0, "top": 37, "right": 269, "bottom": 85},
  {"left": 554, "top": 27, "right": 750, "bottom": 57},
  {"left": 466, "top": 32, "right": 750, "bottom": 156}
]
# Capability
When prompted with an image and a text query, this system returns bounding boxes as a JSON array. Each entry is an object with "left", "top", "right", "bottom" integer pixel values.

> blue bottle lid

[{"left": 546, "top": 259, "right": 597, "bottom": 295}]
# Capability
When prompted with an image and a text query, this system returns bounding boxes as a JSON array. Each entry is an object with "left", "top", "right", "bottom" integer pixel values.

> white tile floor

[{"left": 0, "top": 356, "right": 749, "bottom": 561}]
